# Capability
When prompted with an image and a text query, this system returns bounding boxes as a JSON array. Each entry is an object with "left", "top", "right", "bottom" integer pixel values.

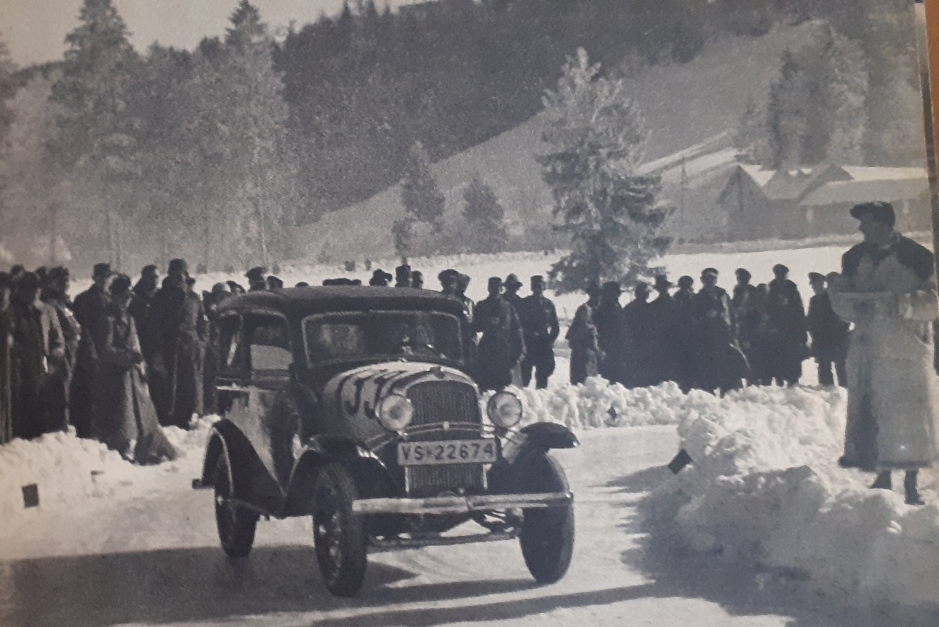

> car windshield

[{"left": 303, "top": 310, "right": 463, "bottom": 364}]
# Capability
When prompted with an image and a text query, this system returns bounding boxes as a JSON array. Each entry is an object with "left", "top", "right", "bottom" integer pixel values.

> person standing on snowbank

[
  {"left": 95, "top": 275, "right": 177, "bottom": 464},
  {"left": 567, "top": 281, "right": 602, "bottom": 385},
  {"left": 829, "top": 201, "right": 939, "bottom": 505},
  {"left": 807, "top": 272, "right": 848, "bottom": 387},
  {"left": 472, "top": 277, "right": 525, "bottom": 392}
]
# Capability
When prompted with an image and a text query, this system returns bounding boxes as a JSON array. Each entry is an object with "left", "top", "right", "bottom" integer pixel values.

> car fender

[
  {"left": 488, "top": 422, "right": 579, "bottom": 494},
  {"left": 281, "top": 434, "right": 391, "bottom": 516},
  {"left": 199, "top": 419, "right": 283, "bottom": 514}
]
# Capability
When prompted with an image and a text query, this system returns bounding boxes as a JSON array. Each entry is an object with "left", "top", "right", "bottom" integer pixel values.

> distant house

[{"left": 715, "top": 164, "right": 930, "bottom": 240}]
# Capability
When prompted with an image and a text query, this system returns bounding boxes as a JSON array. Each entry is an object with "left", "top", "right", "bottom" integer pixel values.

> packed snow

[{"left": 643, "top": 384, "right": 939, "bottom": 608}]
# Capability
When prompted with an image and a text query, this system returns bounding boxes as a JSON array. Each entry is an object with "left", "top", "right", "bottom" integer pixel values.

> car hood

[{"left": 323, "top": 361, "right": 477, "bottom": 424}]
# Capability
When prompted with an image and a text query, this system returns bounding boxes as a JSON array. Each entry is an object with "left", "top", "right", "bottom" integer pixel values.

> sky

[{"left": 0, "top": 0, "right": 418, "bottom": 67}]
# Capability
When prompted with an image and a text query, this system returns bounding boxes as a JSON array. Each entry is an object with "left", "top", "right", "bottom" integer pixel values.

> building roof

[
  {"left": 839, "top": 166, "right": 926, "bottom": 182},
  {"left": 738, "top": 164, "right": 774, "bottom": 187},
  {"left": 800, "top": 177, "right": 929, "bottom": 207}
]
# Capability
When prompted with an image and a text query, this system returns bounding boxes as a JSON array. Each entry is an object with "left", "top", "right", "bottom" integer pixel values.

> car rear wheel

[
  {"left": 312, "top": 463, "right": 368, "bottom": 597},
  {"left": 214, "top": 452, "right": 258, "bottom": 558},
  {"left": 519, "top": 454, "right": 574, "bottom": 584}
]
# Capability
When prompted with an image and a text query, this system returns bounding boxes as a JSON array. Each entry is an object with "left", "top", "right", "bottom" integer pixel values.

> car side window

[
  {"left": 246, "top": 314, "right": 292, "bottom": 371},
  {"left": 218, "top": 313, "right": 245, "bottom": 373}
]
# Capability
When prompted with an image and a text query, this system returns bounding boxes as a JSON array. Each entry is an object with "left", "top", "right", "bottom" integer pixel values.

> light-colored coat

[{"left": 830, "top": 236, "right": 939, "bottom": 470}]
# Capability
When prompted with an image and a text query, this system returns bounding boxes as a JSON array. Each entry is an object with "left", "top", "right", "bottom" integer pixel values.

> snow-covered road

[{"left": 0, "top": 425, "right": 902, "bottom": 627}]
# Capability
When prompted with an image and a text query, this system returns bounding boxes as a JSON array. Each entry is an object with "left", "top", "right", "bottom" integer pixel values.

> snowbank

[
  {"left": 643, "top": 384, "right": 939, "bottom": 608},
  {"left": 0, "top": 418, "right": 213, "bottom": 522}
]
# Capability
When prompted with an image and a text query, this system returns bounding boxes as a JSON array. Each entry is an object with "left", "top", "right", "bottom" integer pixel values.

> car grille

[{"left": 404, "top": 381, "right": 485, "bottom": 497}]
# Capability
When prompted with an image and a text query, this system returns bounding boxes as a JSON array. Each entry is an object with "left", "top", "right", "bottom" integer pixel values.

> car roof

[{"left": 217, "top": 286, "right": 466, "bottom": 318}]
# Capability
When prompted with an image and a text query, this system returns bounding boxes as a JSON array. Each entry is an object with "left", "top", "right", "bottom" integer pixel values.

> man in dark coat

[
  {"left": 411, "top": 271, "right": 425, "bottom": 289},
  {"left": 765, "top": 264, "right": 808, "bottom": 386},
  {"left": 439, "top": 269, "right": 459, "bottom": 295},
  {"left": 0, "top": 272, "right": 13, "bottom": 444},
  {"left": 594, "top": 281, "right": 628, "bottom": 384},
  {"left": 369, "top": 269, "right": 393, "bottom": 287},
  {"left": 566, "top": 281, "right": 602, "bottom": 385},
  {"left": 129, "top": 265, "right": 160, "bottom": 370},
  {"left": 807, "top": 272, "right": 849, "bottom": 387},
  {"left": 518, "top": 275, "right": 559, "bottom": 389},
  {"left": 622, "top": 282, "right": 655, "bottom": 387},
  {"left": 472, "top": 277, "right": 525, "bottom": 392},
  {"left": 41, "top": 267, "right": 81, "bottom": 433},
  {"left": 648, "top": 275, "right": 679, "bottom": 386},
  {"left": 148, "top": 259, "right": 208, "bottom": 428},
  {"left": 95, "top": 275, "right": 177, "bottom": 463},
  {"left": 395, "top": 264, "right": 412, "bottom": 288},
  {"left": 247, "top": 266, "right": 268, "bottom": 291},
  {"left": 71, "top": 262, "right": 113, "bottom": 438},
  {"left": 503, "top": 274, "right": 525, "bottom": 386},
  {"left": 672, "top": 276, "right": 697, "bottom": 391},
  {"left": 732, "top": 268, "right": 764, "bottom": 385},
  {"left": 9, "top": 272, "right": 66, "bottom": 439},
  {"left": 456, "top": 273, "right": 477, "bottom": 367},
  {"left": 692, "top": 268, "right": 744, "bottom": 394}
]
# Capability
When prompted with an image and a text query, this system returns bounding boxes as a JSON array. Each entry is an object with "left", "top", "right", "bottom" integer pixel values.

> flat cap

[{"left": 850, "top": 201, "right": 896, "bottom": 227}]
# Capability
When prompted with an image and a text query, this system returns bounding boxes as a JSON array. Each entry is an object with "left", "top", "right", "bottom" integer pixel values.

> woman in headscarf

[{"left": 95, "top": 275, "right": 177, "bottom": 464}]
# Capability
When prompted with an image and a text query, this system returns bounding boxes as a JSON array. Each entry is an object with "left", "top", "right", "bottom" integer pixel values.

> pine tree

[
  {"left": 50, "top": 0, "right": 141, "bottom": 267},
  {"left": 401, "top": 141, "right": 445, "bottom": 231},
  {"left": 462, "top": 176, "right": 507, "bottom": 253},
  {"left": 0, "top": 36, "right": 15, "bottom": 145},
  {"left": 539, "top": 49, "right": 670, "bottom": 293}
]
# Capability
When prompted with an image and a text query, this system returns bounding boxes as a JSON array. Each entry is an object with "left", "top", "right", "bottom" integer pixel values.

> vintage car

[{"left": 194, "top": 286, "right": 578, "bottom": 596}]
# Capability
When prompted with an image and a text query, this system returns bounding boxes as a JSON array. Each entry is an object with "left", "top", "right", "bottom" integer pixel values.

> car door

[{"left": 217, "top": 310, "right": 296, "bottom": 492}]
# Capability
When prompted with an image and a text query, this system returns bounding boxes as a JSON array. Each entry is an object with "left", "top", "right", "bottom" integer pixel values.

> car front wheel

[
  {"left": 312, "top": 463, "right": 368, "bottom": 597},
  {"left": 214, "top": 452, "right": 258, "bottom": 558},
  {"left": 519, "top": 454, "right": 575, "bottom": 584}
]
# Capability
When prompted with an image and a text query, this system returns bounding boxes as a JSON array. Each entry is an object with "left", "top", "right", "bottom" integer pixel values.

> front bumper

[{"left": 351, "top": 491, "right": 573, "bottom": 515}]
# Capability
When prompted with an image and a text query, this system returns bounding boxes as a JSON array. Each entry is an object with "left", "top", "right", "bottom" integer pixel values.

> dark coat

[
  {"left": 566, "top": 301, "right": 600, "bottom": 385},
  {"left": 129, "top": 279, "right": 159, "bottom": 368},
  {"left": 647, "top": 293, "right": 680, "bottom": 386},
  {"left": 623, "top": 299, "right": 657, "bottom": 387},
  {"left": 95, "top": 305, "right": 177, "bottom": 463},
  {"left": 808, "top": 292, "right": 849, "bottom": 361},
  {"left": 148, "top": 280, "right": 207, "bottom": 427},
  {"left": 765, "top": 278, "right": 808, "bottom": 383},
  {"left": 9, "top": 298, "right": 66, "bottom": 439},
  {"left": 692, "top": 286, "right": 746, "bottom": 392},
  {"left": 593, "top": 299, "right": 629, "bottom": 384},
  {"left": 472, "top": 295, "right": 525, "bottom": 392},
  {"left": 71, "top": 283, "right": 110, "bottom": 438}
]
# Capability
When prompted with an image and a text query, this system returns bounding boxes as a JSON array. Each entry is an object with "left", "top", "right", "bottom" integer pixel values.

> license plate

[{"left": 398, "top": 439, "right": 498, "bottom": 466}]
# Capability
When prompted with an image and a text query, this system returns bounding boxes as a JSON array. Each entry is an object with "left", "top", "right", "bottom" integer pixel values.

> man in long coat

[
  {"left": 71, "top": 262, "right": 113, "bottom": 438},
  {"left": 472, "top": 277, "right": 525, "bottom": 392},
  {"left": 692, "top": 268, "right": 745, "bottom": 394},
  {"left": 8, "top": 272, "right": 66, "bottom": 439},
  {"left": 594, "top": 281, "right": 628, "bottom": 385},
  {"left": 672, "top": 276, "right": 697, "bottom": 391},
  {"left": 503, "top": 274, "right": 525, "bottom": 386},
  {"left": 622, "top": 282, "right": 655, "bottom": 387},
  {"left": 648, "top": 275, "right": 679, "bottom": 386},
  {"left": 732, "top": 268, "right": 764, "bottom": 385},
  {"left": 129, "top": 265, "right": 160, "bottom": 369},
  {"left": 567, "top": 281, "right": 602, "bottom": 385},
  {"left": 765, "top": 264, "right": 808, "bottom": 386},
  {"left": 148, "top": 259, "right": 207, "bottom": 428},
  {"left": 830, "top": 202, "right": 939, "bottom": 505},
  {"left": 41, "top": 267, "right": 82, "bottom": 432},
  {"left": 518, "top": 275, "right": 559, "bottom": 389},
  {"left": 807, "top": 272, "right": 849, "bottom": 387},
  {"left": 96, "top": 275, "right": 177, "bottom": 463}
]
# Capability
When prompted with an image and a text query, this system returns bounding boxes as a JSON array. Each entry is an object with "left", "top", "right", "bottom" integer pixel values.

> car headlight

[
  {"left": 377, "top": 394, "right": 414, "bottom": 431},
  {"left": 487, "top": 392, "right": 522, "bottom": 429}
]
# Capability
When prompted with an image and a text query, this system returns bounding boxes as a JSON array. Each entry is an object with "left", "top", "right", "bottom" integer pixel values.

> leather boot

[
  {"left": 870, "top": 471, "right": 892, "bottom": 490},
  {"left": 905, "top": 470, "right": 925, "bottom": 506}
]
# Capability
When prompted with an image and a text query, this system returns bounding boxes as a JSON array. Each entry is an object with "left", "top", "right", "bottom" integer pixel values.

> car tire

[
  {"left": 214, "top": 452, "right": 258, "bottom": 558},
  {"left": 312, "top": 463, "right": 368, "bottom": 597},
  {"left": 519, "top": 454, "right": 574, "bottom": 584}
]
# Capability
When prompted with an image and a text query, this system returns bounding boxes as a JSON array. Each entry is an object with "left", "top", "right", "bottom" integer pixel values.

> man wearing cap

[
  {"left": 765, "top": 264, "right": 808, "bottom": 386},
  {"left": 732, "top": 268, "right": 766, "bottom": 385},
  {"left": 829, "top": 201, "right": 939, "bottom": 504},
  {"left": 439, "top": 269, "right": 459, "bottom": 295},
  {"left": 472, "top": 277, "right": 526, "bottom": 392},
  {"left": 130, "top": 265, "right": 160, "bottom": 370},
  {"left": 148, "top": 259, "right": 208, "bottom": 428},
  {"left": 395, "top": 264, "right": 412, "bottom": 288},
  {"left": 671, "top": 276, "right": 697, "bottom": 390},
  {"left": 369, "top": 269, "right": 393, "bottom": 287},
  {"left": 692, "top": 268, "right": 744, "bottom": 394},
  {"left": 41, "top": 267, "right": 82, "bottom": 432},
  {"left": 518, "top": 275, "right": 559, "bottom": 389},
  {"left": 647, "top": 275, "right": 680, "bottom": 386},
  {"left": 567, "top": 281, "right": 602, "bottom": 385},
  {"left": 8, "top": 272, "right": 65, "bottom": 439},
  {"left": 503, "top": 274, "right": 523, "bottom": 311},
  {"left": 246, "top": 267, "right": 267, "bottom": 292},
  {"left": 71, "top": 262, "right": 114, "bottom": 438},
  {"left": 807, "top": 272, "right": 849, "bottom": 387}
]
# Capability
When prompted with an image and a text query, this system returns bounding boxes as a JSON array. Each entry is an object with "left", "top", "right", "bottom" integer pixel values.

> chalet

[{"left": 715, "top": 164, "right": 930, "bottom": 240}]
